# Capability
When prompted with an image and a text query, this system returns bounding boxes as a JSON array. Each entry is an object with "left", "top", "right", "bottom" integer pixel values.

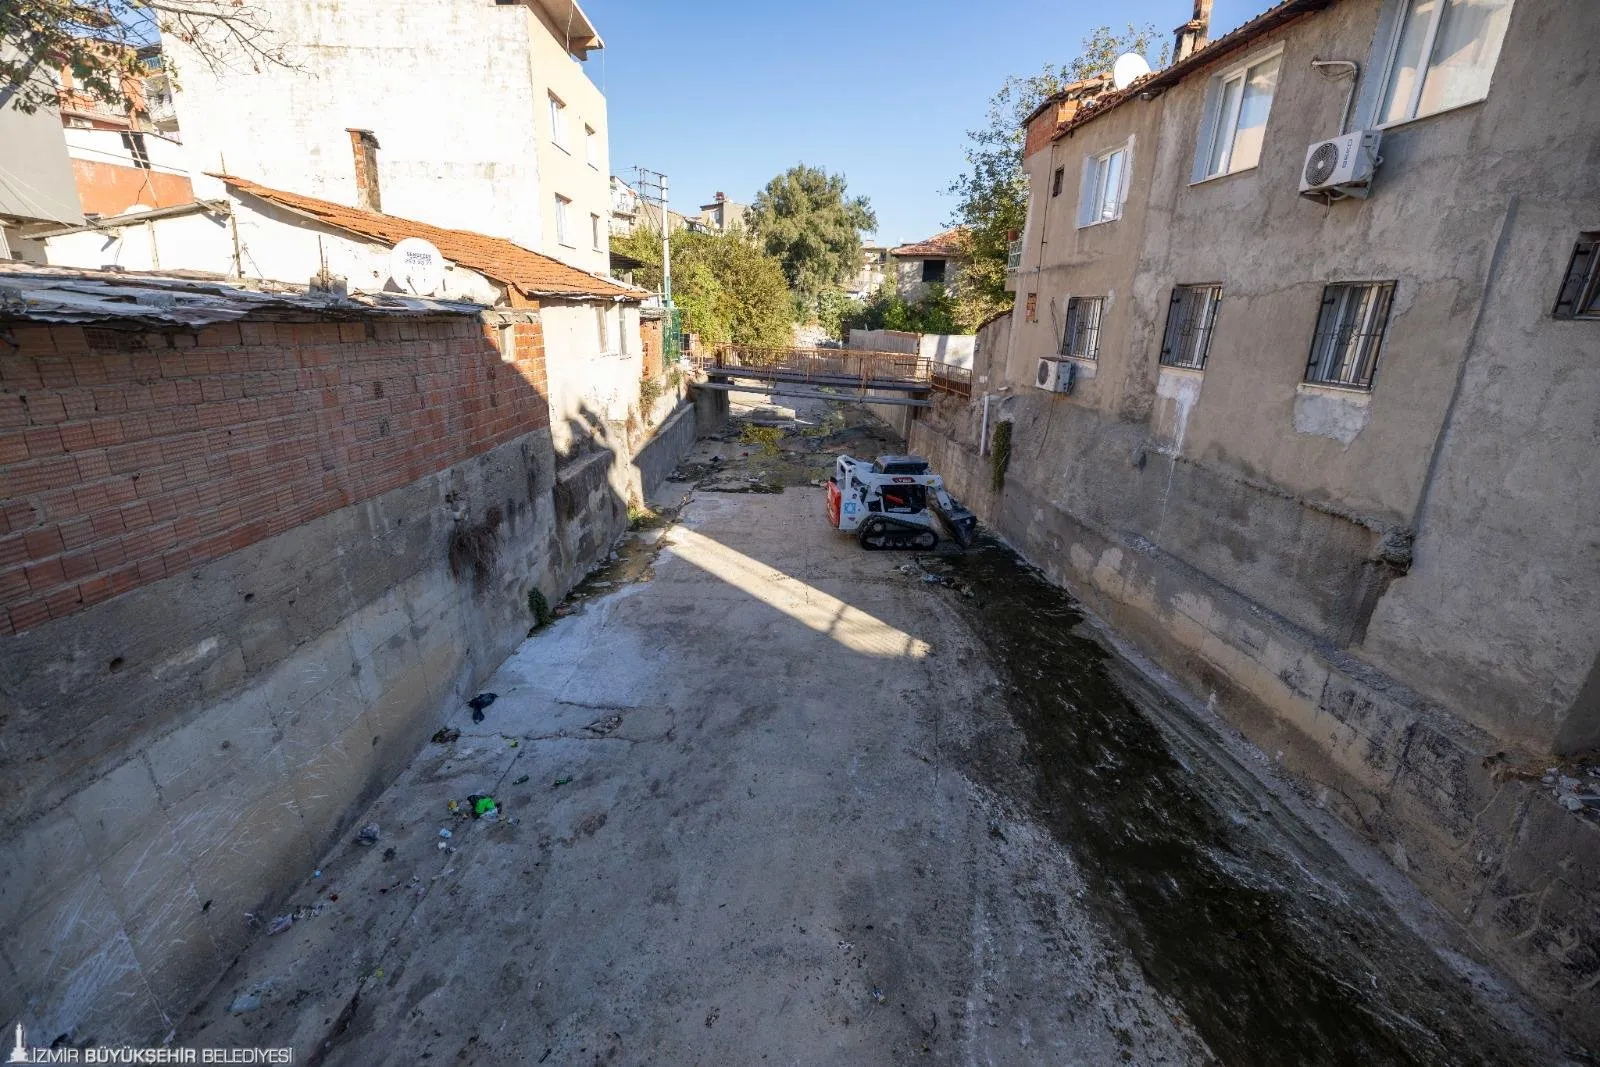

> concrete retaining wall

[
  {"left": 0, "top": 310, "right": 658, "bottom": 1045},
  {"left": 909, "top": 395, "right": 1600, "bottom": 1046}
]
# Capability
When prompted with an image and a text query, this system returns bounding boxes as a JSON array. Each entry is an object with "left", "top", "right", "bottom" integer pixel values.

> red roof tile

[
  {"left": 890, "top": 227, "right": 969, "bottom": 259},
  {"left": 217, "top": 174, "right": 640, "bottom": 302}
]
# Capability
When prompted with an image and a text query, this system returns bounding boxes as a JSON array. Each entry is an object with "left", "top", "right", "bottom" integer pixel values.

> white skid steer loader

[{"left": 826, "top": 454, "right": 977, "bottom": 551}]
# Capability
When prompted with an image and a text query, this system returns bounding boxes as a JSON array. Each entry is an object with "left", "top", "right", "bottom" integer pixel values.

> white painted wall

[
  {"left": 919, "top": 333, "right": 975, "bottom": 369},
  {"left": 542, "top": 301, "right": 643, "bottom": 455},
  {"left": 44, "top": 193, "right": 503, "bottom": 306},
  {"left": 166, "top": 0, "right": 609, "bottom": 266}
]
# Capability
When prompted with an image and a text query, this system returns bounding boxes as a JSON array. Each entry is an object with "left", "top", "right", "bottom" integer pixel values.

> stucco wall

[
  {"left": 167, "top": 0, "right": 551, "bottom": 253},
  {"left": 911, "top": 0, "right": 1600, "bottom": 1041},
  {"left": 527, "top": 4, "right": 611, "bottom": 275}
]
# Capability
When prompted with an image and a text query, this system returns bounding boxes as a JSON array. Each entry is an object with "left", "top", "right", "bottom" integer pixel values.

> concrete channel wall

[{"left": 0, "top": 312, "right": 690, "bottom": 1044}]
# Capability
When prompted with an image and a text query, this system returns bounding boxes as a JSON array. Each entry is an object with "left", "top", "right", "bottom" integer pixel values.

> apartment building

[
  {"left": 912, "top": 0, "right": 1599, "bottom": 1042},
  {"left": 163, "top": 0, "right": 611, "bottom": 273}
]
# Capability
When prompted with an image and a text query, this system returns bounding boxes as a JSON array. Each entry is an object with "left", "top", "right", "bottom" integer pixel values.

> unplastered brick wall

[{"left": 0, "top": 314, "right": 549, "bottom": 634}]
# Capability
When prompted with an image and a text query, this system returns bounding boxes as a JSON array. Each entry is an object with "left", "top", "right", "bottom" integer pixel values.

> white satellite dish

[
  {"left": 1112, "top": 52, "right": 1152, "bottom": 90},
  {"left": 389, "top": 237, "right": 445, "bottom": 296}
]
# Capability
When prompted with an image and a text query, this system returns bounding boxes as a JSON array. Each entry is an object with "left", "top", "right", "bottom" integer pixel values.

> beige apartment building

[{"left": 911, "top": 0, "right": 1600, "bottom": 1043}]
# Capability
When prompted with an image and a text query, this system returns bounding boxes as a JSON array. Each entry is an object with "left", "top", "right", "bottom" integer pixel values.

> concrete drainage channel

[{"left": 170, "top": 394, "right": 1583, "bottom": 1064}]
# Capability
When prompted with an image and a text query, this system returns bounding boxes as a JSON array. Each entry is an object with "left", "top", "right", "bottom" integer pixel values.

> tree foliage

[
  {"left": 613, "top": 226, "right": 793, "bottom": 349},
  {"left": 1, "top": 0, "right": 287, "bottom": 115},
  {"left": 840, "top": 282, "right": 960, "bottom": 338},
  {"left": 746, "top": 164, "right": 876, "bottom": 316},
  {"left": 946, "top": 24, "right": 1167, "bottom": 329}
]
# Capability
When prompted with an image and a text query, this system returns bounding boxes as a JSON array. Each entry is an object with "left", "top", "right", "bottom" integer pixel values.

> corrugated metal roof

[
  {"left": 218, "top": 174, "right": 643, "bottom": 303},
  {"left": 0, "top": 263, "right": 486, "bottom": 327}
]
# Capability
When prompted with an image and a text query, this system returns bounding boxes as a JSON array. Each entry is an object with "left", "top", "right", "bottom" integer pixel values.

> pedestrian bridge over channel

[{"left": 692, "top": 345, "right": 972, "bottom": 407}]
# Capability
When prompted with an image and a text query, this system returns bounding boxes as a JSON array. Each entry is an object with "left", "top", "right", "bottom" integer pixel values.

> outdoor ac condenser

[
  {"left": 1299, "top": 130, "right": 1381, "bottom": 200},
  {"left": 1035, "top": 357, "right": 1075, "bottom": 394}
]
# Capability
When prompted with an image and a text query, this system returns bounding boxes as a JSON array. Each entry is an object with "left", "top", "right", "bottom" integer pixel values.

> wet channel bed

[{"left": 932, "top": 536, "right": 1564, "bottom": 1066}]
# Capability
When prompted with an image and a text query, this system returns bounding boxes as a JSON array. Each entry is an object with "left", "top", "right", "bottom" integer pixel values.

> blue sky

[{"left": 582, "top": 0, "right": 1270, "bottom": 245}]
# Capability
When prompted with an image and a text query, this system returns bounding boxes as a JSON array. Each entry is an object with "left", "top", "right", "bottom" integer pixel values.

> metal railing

[
  {"left": 699, "top": 345, "right": 928, "bottom": 386},
  {"left": 929, "top": 363, "right": 972, "bottom": 398}
]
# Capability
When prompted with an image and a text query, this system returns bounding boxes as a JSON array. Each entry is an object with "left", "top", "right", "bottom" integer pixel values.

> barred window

[
  {"left": 1159, "top": 284, "right": 1222, "bottom": 370},
  {"left": 1062, "top": 296, "right": 1104, "bottom": 360},
  {"left": 1553, "top": 235, "right": 1600, "bottom": 320},
  {"left": 1305, "top": 282, "right": 1394, "bottom": 389}
]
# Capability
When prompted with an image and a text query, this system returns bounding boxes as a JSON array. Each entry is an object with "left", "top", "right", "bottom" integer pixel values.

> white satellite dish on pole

[
  {"left": 1112, "top": 52, "right": 1152, "bottom": 90},
  {"left": 389, "top": 237, "right": 445, "bottom": 295}
]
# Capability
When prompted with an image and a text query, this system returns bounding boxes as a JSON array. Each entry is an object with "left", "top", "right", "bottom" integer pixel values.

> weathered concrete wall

[
  {"left": 632, "top": 401, "right": 696, "bottom": 497},
  {"left": 845, "top": 328, "right": 919, "bottom": 356},
  {"left": 908, "top": 398, "right": 1600, "bottom": 1046},
  {"left": 910, "top": 0, "right": 1600, "bottom": 1043},
  {"left": 0, "top": 310, "right": 621, "bottom": 1044}
]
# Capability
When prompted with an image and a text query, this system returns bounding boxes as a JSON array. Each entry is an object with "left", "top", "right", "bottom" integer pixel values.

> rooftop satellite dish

[
  {"left": 1112, "top": 52, "right": 1152, "bottom": 90},
  {"left": 389, "top": 237, "right": 445, "bottom": 296}
]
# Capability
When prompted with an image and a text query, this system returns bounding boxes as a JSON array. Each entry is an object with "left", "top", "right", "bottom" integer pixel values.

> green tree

[
  {"left": 2, "top": 0, "right": 287, "bottom": 115},
  {"left": 746, "top": 165, "right": 876, "bottom": 317},
  {"left": 947, "top": 24, "right": 1167, "bottom": 329},
  {"left": 613, "top": 226, "right": 793, "bottom": 348}
]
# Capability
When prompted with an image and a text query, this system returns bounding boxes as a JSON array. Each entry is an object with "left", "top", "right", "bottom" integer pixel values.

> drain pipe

[
  {"left": 1311, "top": 58, "right": 1360, "bottom": 135},
  {"left": 980, "top": 394, "right": 990, "bottom": 456}
]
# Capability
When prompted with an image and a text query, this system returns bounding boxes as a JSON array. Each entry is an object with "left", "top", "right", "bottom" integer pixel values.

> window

[
  {"left": 620, "top": 309, "right": 631, "bottom": 355},
  {"left": 1159, "top": 285, "right": 1223, "bottom": 370},
  {"left": 121, "top": 132, "right": 151, "bottom": 170},
  {"left": 584, "top": 124, "right": 598, "bottom": 167},
  {"left": 1051, "top": 167, "right": 1064, "bottom": 197},
  {"left": 555, "top": 194, "right": 572, "bottom": 246},
  {"left": 921, "top": 259, "right": 946, "bottom": 284},
  {"left": 1197, "top": 51, "right": 1281, "bottom": 179},
  {"left": 1078, "top": 143, "right": 1129, "bottom": 227},
  {"left": 590, "top": 213, "right": 603, "bottom": 251},
  {"left": 1553, "top": 234, "right": 1600, "bottom": 320},
  {"left": 1062, "top": 297, "right": 1105, "bottom": 360},
  {"left": 1305, "top": 282, "right": 1395, "bottom": 388},
  {"left": 1377, "top": 0, "right": 1514, "bottom": 126},
  {"left": 548, "top": 93, "right": 568, "bottom": 149},
  {"left": 595, "top": 304, "right": 609, "bottom": 351}
]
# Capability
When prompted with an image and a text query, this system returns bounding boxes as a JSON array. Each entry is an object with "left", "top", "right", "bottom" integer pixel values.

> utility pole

[{"left": 632, "top": 166, "right": 676, "bottom": 356}]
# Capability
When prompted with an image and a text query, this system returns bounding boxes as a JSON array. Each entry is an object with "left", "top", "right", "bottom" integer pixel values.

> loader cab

[{"left": 872, "top": 455, "right": 931, "bottom": 476}]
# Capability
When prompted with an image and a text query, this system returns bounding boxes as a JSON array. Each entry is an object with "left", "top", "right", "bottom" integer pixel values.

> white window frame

[
  {"left": 555, "top": 194, "right": 573, "bottom": 246},
  {"left": 549, "top": 93, "right": 568, "bottom": 151},
  {"left": 584, "top": 124, "right": 598, "bottom": 168},
  {"left": 1373, "top": 0, "right": 1514, "bottom": 128},
  {"left": 1077, "top": 137, "right": 1133, "bottom": 228},
  {"left": 590, "top": 212, "right": 603, "bottom": 252},
  {"left": 1192, "top": 44, "right": 1283, "bottom": 183},
  {"left": 595, "top": 304, "right": 609, "bottom": 352}
]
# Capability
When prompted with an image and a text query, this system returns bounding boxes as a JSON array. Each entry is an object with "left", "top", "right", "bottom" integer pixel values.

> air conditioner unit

[
  {"left": 1299, "top": 130, "right": 1381, "bottom": 200},
  {"left": 1035, "top": 357, "right": 1075, "bottom": 394}
]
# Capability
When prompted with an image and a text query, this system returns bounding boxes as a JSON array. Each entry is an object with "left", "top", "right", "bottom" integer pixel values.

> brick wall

[{"left": 0, "top": 313, "right": 548, "bottom": 635}]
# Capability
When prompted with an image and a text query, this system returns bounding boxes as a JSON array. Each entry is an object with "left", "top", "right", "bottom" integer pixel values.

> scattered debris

[
  {"left": 357, "top": 824, "right": 381, "bottom": 845},
  {"left": 512, "top": 775, "right": 530, "bottom": 786},
  {"left": 228, "top": 992, "right": 263, "bottom": 1014},
  {"left": 468, "top": 794, "right": 499, "bottom": 818},
  {"left": 553, "top": 776, "right": 573, "bottom": 788},
  {"left": 438, "top": 828, "right": 453, "bottom": 839},
  {"left": 468, "top": 692, "right": 498, "bottom": 722},
  {"left": 431, "top": 727, "right": 461, "bottom": 744},
  {"left": 838, "top": 940, "right": 854, "bottom": 952},
  {"left": 871, "top": 986, "right": 885, "bottom": 1004},
  {"left": 266, "top": 915, "right": 293, "bottom": 936},
  {"left": 584, "top": 714, "right": 623, "bottom": 736},
  {"left": 382, "top": 847, "right": 396, "bottom": 862}
]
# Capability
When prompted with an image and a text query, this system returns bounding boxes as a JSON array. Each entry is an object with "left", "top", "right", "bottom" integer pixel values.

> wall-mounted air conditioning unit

[
  {"left": 1035, "top": 357, "right": 1075, "bottom": 394},
  {"left": 1299, "top": 130, "right": 1381, "bottom": 201}
]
